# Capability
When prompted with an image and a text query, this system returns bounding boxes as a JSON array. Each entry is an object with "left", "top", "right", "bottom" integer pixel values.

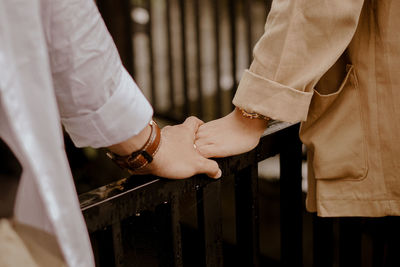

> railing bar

[
  {"left": 112, "top": 221, "right": 124, "bottom": 267},
  {"left": 235, "top": 164, "right": 260, "bottom": 266},
  {"left": 386, "top": 217, "right": 400, "bottom": 266},
  {"left": 147, "top": 0, "right": 156, "bottom": 107},
  {"left": 203, "top": 181, "right": 224, "bottom": 266},
  {"left": 178, "top": 0, "right": 189, "bottom": 116},
  {"left": 96, "top": 0, "right": 135, "bottom": 76},
  {"left": 194, "top": 0, "right": 203, "bottom": 118},
  {"left": 155, "top": 203, "right": 175, "bottom": 267},
  {"left": 124, "top": 0, "right": 134, "bottom": 77},
  {"left": 213, "top": 0, "right": 222, "bottom": 118},
  {"left": 360, "top": 226, "right": 373, "bottom": 267},
  {"left": 262, "top": 121, "right": 294, "bottom": 136},
  {"left": 339, "top": 218, "right": 362, "bottom": 267},
  {"left": 127, "top": 0, "right": 136, "bottom": 78},
  {"left": 229, "top": 0, "right": 238, "bottom": 100},
  {"left": 171, "top": 197, "right": 183, "bottom": 267},
  {"left": 313, "top": 216, "right": 334, "bottom": 267},
  {"left": 243, "top": 0, "right": 253, "bottom": 66},
  {"left": 166, "top": 0, "right": 176, "bottom": 112},
  {"left": 89, "top": 234, "right": 102, "bottom": 267},
  {"left": 196, "top": 187, "right": 207, "bottom": 267},
  {"left": 92, "top": 226, "right": 116, "bottom": 267},
  {"left": 279, "top": 124, "right": 303, "bottom": 267},
  {"left": 370, "top": 219, "right": 385, "bottom": 267},
  {"left": 122, "top": 0, "right": 135, "bottom": 77},
  {"left": 81, "top": 179, "right": 160, "bottom": 211}
]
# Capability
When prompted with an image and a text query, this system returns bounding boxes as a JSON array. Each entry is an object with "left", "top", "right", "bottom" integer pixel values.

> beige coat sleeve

[{"left": 233, "top": 0, "right": 365, "bottom": 123}]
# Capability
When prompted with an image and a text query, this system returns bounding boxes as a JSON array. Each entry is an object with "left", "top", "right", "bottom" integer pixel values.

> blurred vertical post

[{"left": 97, "top": 0, "right": 134, "bottom": 76}]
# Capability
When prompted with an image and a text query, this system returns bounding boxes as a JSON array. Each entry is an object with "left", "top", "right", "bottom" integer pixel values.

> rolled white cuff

[{"left": 62, "top": 69, "right": 153, "bottom": 148}]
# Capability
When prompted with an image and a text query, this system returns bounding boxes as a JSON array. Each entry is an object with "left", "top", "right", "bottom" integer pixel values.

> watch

[{"left": 106, "top": 120, "right": 161, "bottom": 172}]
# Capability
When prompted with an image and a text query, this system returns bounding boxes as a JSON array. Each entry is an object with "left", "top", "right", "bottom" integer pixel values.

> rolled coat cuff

[
  {"left": 61, "top": 69, "right": 153, "bottom": 148},
  {"left": 233, "top": 70, "right": 313, "bottom": 123}
]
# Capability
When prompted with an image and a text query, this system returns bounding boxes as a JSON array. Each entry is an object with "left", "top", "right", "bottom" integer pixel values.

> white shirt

[{"left": 0, "top": 0, "right": 153, "bottom": 266}]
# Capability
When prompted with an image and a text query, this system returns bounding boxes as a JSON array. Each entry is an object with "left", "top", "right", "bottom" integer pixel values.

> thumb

[{"left": 197, "top": 157, "right": 222, "bottom": 179}]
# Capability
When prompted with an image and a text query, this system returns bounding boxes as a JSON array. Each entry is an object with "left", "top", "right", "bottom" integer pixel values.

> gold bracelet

[{"left": 238, "top": 108, "right": 270, "bottom": 121}]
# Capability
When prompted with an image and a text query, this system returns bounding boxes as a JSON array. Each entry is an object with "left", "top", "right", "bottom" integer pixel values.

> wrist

[
  {"left": 233, "top": 107, "right": 269, "bottom": 135},
  {"left": 107, "top": 123, "right": 152, "bottom": 156},
  {"left": 106, "top": 120, "right": 162, "bottom": 172}
]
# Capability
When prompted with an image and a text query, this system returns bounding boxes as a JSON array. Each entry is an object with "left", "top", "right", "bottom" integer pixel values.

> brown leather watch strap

[{"left": 106, "top": 120, "right": 161, "bottom": 171}]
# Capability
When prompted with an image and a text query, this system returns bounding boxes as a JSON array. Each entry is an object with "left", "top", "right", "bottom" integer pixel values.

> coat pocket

[{"left": 300, "top": 65, "right": 368, "bottom": 180}]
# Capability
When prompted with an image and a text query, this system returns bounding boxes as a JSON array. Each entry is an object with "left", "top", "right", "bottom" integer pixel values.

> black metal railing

[
  {"left": 78, "top": 1, "right": 400, "bottom": 266},
  {"left": 79, "top": 122, "right": 303, "bottom": 267},
  {"left": 79, "top": 122, "right": 400, "bottom": 267}
]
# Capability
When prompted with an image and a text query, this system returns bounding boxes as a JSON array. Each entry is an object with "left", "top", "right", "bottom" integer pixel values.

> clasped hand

[
  {"left": 195, "top": 108, "right": 268, "bottom": 158},
  {"left": 128, "top": 108, "right": 267, "bottom": 180}
]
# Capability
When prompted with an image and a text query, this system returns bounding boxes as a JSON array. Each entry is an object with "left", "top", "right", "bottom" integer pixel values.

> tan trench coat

[{"left": 233, "top": 0, "right": 400, "bottom": 217}]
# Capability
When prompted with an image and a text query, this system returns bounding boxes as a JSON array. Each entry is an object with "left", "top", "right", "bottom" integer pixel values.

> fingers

[
  {"left": 197, "top": 145, "right": 212, "bottom": 158},
  {"left": 194, "top": 136, "right": 208, "bottom": 149},
  {"left": 183, "top": 116, "right": 204, "bottom": 135},
  {"left": 195, "top": 125, "right": 221, "bottom": 158},
  {"left": 197, "top": 157, "right": 222, "bottom": 179},
  {"left": 194, "top": 127, "right": 205, "bottom": 142},
  {"left": 196, "top": 143, "right": 225, "bottom": 158},
  {"left": 194, "top": 122, "right": 213, "bottom": 146}
]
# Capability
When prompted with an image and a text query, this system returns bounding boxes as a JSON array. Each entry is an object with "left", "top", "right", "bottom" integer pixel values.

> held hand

[
  {"left": 195, "top": 108, "right": 268, "bottom": 158},
  {"left": 131, "top": 117, "right": 222, "bottom": 179}
]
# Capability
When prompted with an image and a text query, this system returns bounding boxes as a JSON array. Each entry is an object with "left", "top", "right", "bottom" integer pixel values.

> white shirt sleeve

[{"left": 42, "top": 0, "right": 153, "bottom": 148}]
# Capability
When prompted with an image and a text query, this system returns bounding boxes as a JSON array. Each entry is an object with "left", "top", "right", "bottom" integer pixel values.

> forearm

[{"left": 232, "top": 107, "right": 269, "bottom": 137}]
